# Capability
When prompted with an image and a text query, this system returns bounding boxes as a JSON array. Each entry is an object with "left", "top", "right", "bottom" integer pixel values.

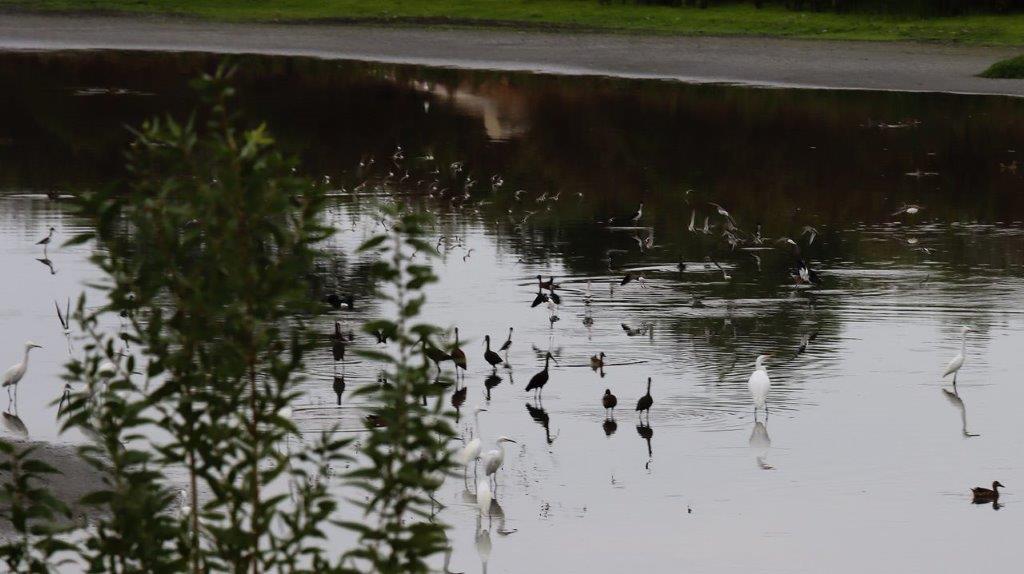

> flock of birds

[
  {"left": 1, "top": 150, "right": 1005, "bottom": 554},
  {"left": 316, "top": 149, "right": 1006, "bottom": 517}
]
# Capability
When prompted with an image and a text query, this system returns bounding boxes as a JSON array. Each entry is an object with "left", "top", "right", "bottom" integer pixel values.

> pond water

[{"left": 2, "top": 50, "right": 1024, "bottom": 572}]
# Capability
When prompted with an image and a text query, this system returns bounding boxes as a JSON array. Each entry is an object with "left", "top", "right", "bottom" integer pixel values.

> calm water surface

[{"left": 2, "top": 51, "right": 1024, "bottom": 572}]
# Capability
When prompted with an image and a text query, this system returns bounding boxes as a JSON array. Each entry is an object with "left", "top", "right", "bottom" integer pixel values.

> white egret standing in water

[
  {"left": 457, "top": 406, "right": 487, "bottom": 477},
  {"left": 481, "top": 436, "right": 516, "bottom": 488},
  {"left": 943, "top": 325, "right": 976, "bottom": 385},
  {"left": 748, "top": 354, "right": 772, "bottom": 417},
  {"left": 2, "top": 341, "right": 42, "bottom": 401}
]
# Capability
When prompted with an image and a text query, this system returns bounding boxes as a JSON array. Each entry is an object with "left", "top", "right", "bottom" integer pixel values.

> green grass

[
  {"left": 5, "top": 0, "right": 1024, "bottom": 45},
  {"left": 981, "top": 54, "right": 1024, "bottom": 77}
]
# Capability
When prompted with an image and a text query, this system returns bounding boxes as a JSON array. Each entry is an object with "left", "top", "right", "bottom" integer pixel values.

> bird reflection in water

[
  {"left": 748, "top": 420, "right": 774, "bottom": 470},
  {"left": 636, "top": 421, "right": 653, "bottom": 466},
  {"left": 2, "top": 404, "right": 27, "bottom": 439},
  {"left": 36, "top": 257, "right": 56, "bottom": 275},
  {"left": 484, "top": 372, "right": 502, "bottom": 402},
  {"left": 526, "top": 402, "right": 558, "bottom": 445},
  {"left": 451, "top": 383, "right": 467, "bottom": 422},
  {"left": 942, "top": 388, "right": 980, "bottom": 438},
  {"left": 602, "top": 418, "right": 618, "bottom": 437}
]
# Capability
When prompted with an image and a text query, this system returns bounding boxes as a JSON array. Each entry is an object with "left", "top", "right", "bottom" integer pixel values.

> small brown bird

[
  {"left": 972, "top": 481, "right": 1004, "bottom": 503},
  {"left": 602, "top": 389, "right": 617, "bottom": 416}
]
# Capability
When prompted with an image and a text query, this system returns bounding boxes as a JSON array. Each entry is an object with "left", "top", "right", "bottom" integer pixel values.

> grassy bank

[{"left": 5, "top": 0, "right": 1024, "bottom": 45}]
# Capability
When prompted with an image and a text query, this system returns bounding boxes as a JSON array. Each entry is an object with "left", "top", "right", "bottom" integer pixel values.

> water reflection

[
  {"left": 525, "top": 402, "right": 557, "bottom": 445},
  {"left": 941, "top": 388, "right": 980, "bottom": 438},
  {"left": 6, "top": 48, "right": 1024, "bottom": 574},
  {"left": 636, "top": 422, "right": 654, "bottom": 463},
  {"left": 748, "top": 420, "right": 774, "bottom": 471}
]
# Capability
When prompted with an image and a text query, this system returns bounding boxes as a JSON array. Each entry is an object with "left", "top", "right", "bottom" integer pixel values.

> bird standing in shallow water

[
  {"left": 495, "top": 327, "right": 512, "bottom": 358},
  {"left": 635, "top": 377, "right": 653, "bottom": 422},
  {"left": 483, "top": 335, "right": 503, "bottom": 370},
  {"left": 602, "top": 389, "right": 617, "bottom": 418},
  {"left": 943, "top": 325, "right": 976, "bottom": 386},
  {"left": 481, "top": 436, "right": 517, "bottom": 489},
  {"left": 422, "top": 340, "right": 452, "bottom": 376},
  {"left": 2, "top": 341, "right": 42, "bottom": 401},
  {"left": 457, "top": 406, "right": 487, "bottom": 477},
  {"left": 331, "top": 322, "right": 352, "bottom": 364},
  {"left": 748, "top": 354, "right": 772, "bottom": 417},
  {"left": 450, "top": 328, "right": 468, "bottom": 374},
  {"left": 972, "top": 481, "right": 1004, "bottom": 504},
  {"left": 525, "top": 352, "right": 556, "bottom": 399},
  {"left": 36, "top": 226, "right": 55, "bottom": 252}
]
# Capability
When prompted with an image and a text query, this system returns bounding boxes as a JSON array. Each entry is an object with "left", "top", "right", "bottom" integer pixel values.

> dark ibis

[
  {"left": 422, "top": 340, "right": 451, "bottom": 373},
  {"left": 635, "top": 377, "right": 653, "bottom": 422},
  {"left": 331, "top": 322, "right": 353, "bottom": 362},
  {"left": 450, "top": 328, "right": 468, "bottom": 372},
  {"left": 525, "top": 352, "right": 556, "bottom": 399},
  {"left": 325, "top": 293, "right": 355, "bottom": 310},
  {"left": 484, "top": 335, "right": 503, "bottom": 369}
]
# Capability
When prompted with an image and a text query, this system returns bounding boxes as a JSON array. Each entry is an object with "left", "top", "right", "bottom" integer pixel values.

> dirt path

[{"left": 1, "top": 12, "right": 1023, "bottom": 96}]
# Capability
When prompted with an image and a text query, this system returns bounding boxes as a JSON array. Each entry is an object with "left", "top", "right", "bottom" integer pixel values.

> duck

[
  {"left": 590, "top": 352, "right": 606, "bottom": 370},
  {"left": 972, "top": 481, "right": 1004, "bottom": 503}
]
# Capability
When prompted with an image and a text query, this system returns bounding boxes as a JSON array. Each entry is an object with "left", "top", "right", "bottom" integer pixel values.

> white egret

[
  {"left": 476, "top": 479, "right": 492, "bottom": 517},
  {"left": 748, "top": 354, "right": 772, "bottom": 416},
  {"left": 943, "top": 325, "right": 976, "bottom": 385},
  {"left": 2, "top": 341, "right": 43, "bottom": 400},
  {"left": 481, "top": 436, "right": 516, "bottom": 487},
  {"left": 457, "top": 406, "right": 487, "bottom": 475}
]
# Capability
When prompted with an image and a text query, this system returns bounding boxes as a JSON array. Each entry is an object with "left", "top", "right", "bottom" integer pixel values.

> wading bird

[
  {"left": 484, "top": 335, "right": 503, "bottom": 369},
  {"left": 451, "top": 328, "right": 468, "bottom": 372},
  {"left": 36, "top": 227, "right": 55, "bottom": 251},
  {"left": 635, "top": 377, "right": 653, "bottom": 422},
  {"left": 481, "top": 436, "right": 517, "bottom": 488},
  {"left": 943, "top": 325, "right": 977, "bottom": 386},
  {"left": 748, "top": 354, "right": 772, "bottom": 417},
  {"left": 331, "top": 322, "right": 353, "bottom": 363},
  {"left": 422, "top": 339, "right": 452, "bottom": 374},
  {"left": 499, "top": 327, "right": 513, "bottom": 354},
  {"left": 602, "top": 389, "right": 617, "bottom": 417},
  {"left": 2, "top": 341, "right": 42, "bottom": 401},
  {"left": 458, "top": 406, "right": 488, "bottom": 476},
  {"left": 525, "top": 352, "right": 556, "bottom": 399}
]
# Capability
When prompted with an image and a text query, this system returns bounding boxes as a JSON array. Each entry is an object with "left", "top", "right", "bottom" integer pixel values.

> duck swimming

[{"left": 972, "top": 481, "right": 1004, "bottom": 503}]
